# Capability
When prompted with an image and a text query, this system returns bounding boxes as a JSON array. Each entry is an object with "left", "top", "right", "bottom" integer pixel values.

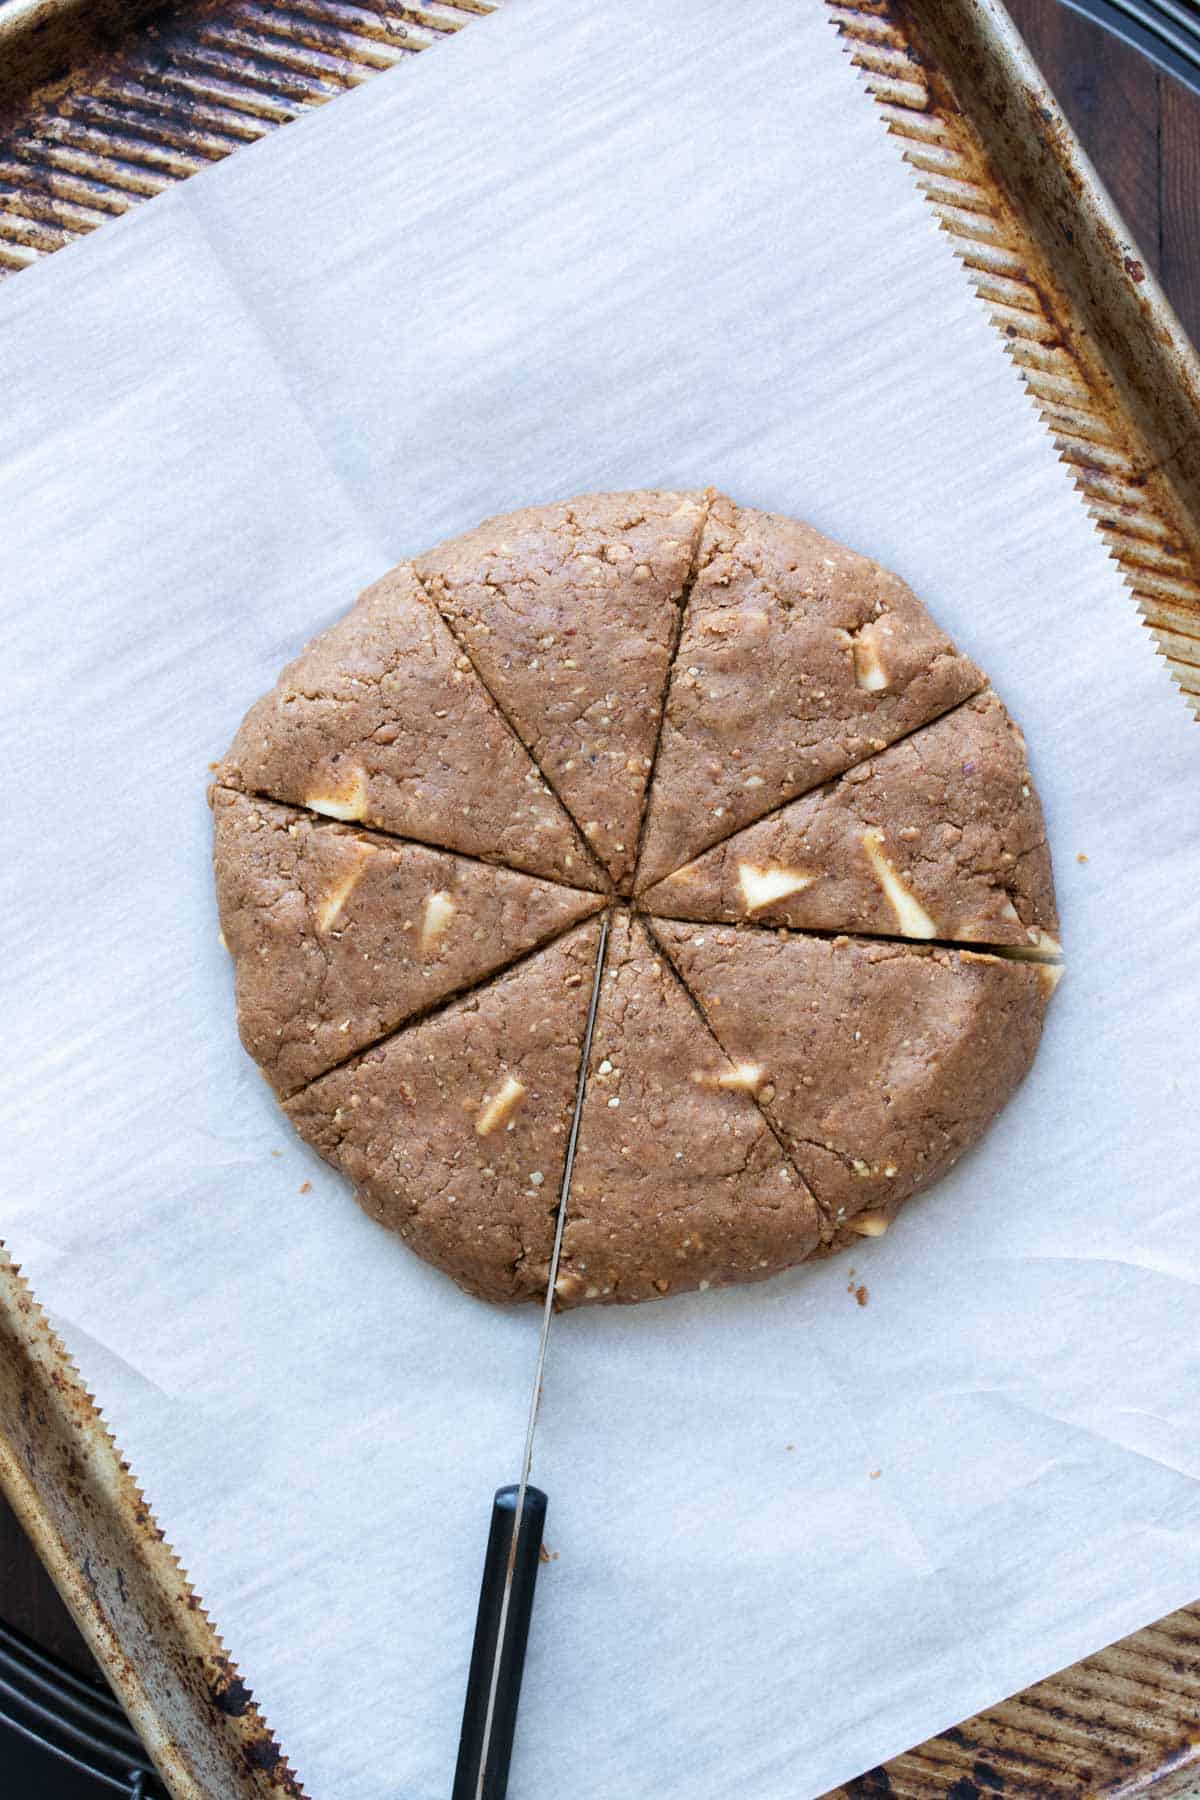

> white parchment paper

[{"left": 3, "top": 2, "right": 1200, "bottom": 1794}]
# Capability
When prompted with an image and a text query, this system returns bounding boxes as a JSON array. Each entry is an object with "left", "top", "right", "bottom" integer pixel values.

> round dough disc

[{"left": 212, "top": 490, "right": 1060, "bottom": 1304}]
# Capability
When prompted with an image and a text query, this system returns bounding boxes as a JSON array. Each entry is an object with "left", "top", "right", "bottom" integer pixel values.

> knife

[{"left": 452, "top": 912, "right": 610, "bottom": 1800}]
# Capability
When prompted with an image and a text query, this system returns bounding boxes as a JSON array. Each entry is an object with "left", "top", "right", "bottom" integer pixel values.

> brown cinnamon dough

[
  {"left": 212, "top": 788, "right": 604, "bottom": 1097},
  {"left": 285, "top": 918, "right": 603, "bottom": 1302},
  {"left": 216, "top": 562, "right": 602, "bottom": 888},
  {"left": 651, "top": 920, "right": 1054, "bottom": 1242},
  {"left": 214, "top": 489, "right": 1060, "bottom": 1305},
  {"left": 636, "top": 496, "right": 985, "bottom": 890},
  {"left": 557, "top": 914, "right": 821, "bottom": 1305},
  {"left": 641, "top": 690, "right": 1058, "bottom": 949},
  {"left": 416, "top": 491, "right": 707, "bottom": 888}
]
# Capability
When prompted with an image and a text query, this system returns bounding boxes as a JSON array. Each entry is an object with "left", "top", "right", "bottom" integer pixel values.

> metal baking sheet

[
  {"left": 0, "top": 1249, "right": 300, "bottom": 1798},
  {"left": 0, "top": 3, "right": 1198, "bottom": 1796}
]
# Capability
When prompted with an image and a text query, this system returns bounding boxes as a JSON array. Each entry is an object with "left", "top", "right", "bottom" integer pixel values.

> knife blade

[{"left": 453, "top": 911, "right": 610, "bottom": 1800}]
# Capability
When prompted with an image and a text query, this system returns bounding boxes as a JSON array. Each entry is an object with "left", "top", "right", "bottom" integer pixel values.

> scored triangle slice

[
  {"left": 636, "top": 496, "right": 985, "bottom": 890},
  {"left": 216, "top": 562, "right": 602, "bottom": 888},
  {"left": 416, "top": 491, "right": 708, "bottom": 888},
  {"left": 212, "top": 788, "right": 605, "bottom": 1097},
  {"left": 642, "top": 690, "right": 1059, "bottom": 950},
  {"left": 285, "top": 917, "right": 603, "bottom": 1302},
  {"left": 652, "top": 920, "right": 1055, "bottom": 1246},
  {"left": 556, "top": 913, "right": 820, "bottom": 1306}
]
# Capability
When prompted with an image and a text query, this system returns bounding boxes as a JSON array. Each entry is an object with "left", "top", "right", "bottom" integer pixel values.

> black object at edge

[
  {"left": 453, "top": 1486, "right": 548, "bottom": 1800},
  {"left": 0, "top": 1620, "right": 167, "bottom": 1796},
  {"left": 1061, "top": 0, "right": 1200, "bottom": 92}
]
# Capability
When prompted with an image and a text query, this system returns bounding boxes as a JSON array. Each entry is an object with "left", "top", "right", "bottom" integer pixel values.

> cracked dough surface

[{"left": 214, "top": 489, "right": 1060, "bottom": 1305}]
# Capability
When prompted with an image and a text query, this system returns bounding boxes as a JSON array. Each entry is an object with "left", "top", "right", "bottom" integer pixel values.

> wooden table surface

[
  {"left": 1, "top": 0, "right": 1199, "bottom": 1789},
  {"left": 1006, "top": 0, "right": 1200, "bottom": 347}
]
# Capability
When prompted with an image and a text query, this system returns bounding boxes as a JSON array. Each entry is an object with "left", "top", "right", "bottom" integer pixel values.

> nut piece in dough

[
  {"left": 420, "top": 891, "right": 456, "bottom": 957},
  {"left": 212, "top": 788, "right": 604, "bottom": 1097},
  {"left": 1037, "top": 962, "right": 1065, "bottom": 998},
  {"left": 690, "top": 1062, "right": 765, "bottom": 1092},
  {"left": 851, "top": 623, "right": 891, "bottom": 693},
  {"left": 636, "top": 497, "right": 985, "bottom": 889},
  {"left": 860, "top": 829, "right": 938, "bottom": 939},
  {"left": 417, "top": 491, "right": 709, "bottom": 888},
  {"left": 558, "top": 914, "right": 819, "bottom": 1305},
  {"left": 315, "top": 842, "right": 371, "bottom": 932},
  {"left": 285, "top": 917, "right": 603, "bottom": 1303},
  {"left": 475, "top": 1076, "right": 527, "bottom": 1138},
  {"left": 652, "top": 921, "right": 1053, "bottom": 1243},
  {"left": 738, "top": 863, "right": 814, "bottom": 913},
  {"left": 215, "top": 562, "right": 601, "bottom": 888},
  {"left": 306, "top": 766, "right": 368, "bottom": 824},
  {"left": 642, "top": 690, "right": 1058, "bottom": 948},
  {"left": 851, "top": 1212, "right": 890, "bottom": 1237}
]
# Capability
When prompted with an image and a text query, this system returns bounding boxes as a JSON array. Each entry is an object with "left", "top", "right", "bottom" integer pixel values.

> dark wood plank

[
  {"left": 0, "top": 1491, "right": 94, "bottom": 1675},
  {"left": 1005, "top": 0, "right": 1163, "bottom": 274},
  {"left": 1004, "top": 0, "right": 1200, "bottom": 352},
  {"left": 1161, "top": 71, "right": 1200, "bottom": 347}
]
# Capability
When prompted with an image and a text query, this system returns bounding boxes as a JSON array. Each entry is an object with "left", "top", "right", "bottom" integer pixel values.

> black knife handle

[{"left": 452, "top": 1484, "right": 548, "bottom": 1800}]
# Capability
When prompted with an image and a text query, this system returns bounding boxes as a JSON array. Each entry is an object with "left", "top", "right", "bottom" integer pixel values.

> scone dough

[
  {"left": 651, "top": 922, "right": 1053, "bottom": 1243},
  {"left": 285, "top": 919, "right": 604, "bottom": 1303},
  {"left": 416, "top": 492, "right": 706, "bottom": 888},
  {"left": 214, "top": 490, "right": 1060, "bottom": 1304},
  {"left": 558, "top": 913, "right": 822, "bottom": 1305},
  {"left": 641, "top": 690, "right": 1058, "bottom": 950},
  {"left": 213, "top": 788, "right": 604, "bottom": 1097},
  {"left": 635, "top": 495, "right": 985, "bottom": 889}
]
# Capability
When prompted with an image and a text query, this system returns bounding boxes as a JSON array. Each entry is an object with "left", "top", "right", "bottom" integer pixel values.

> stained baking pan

[{"left": 1, "top": 2, "right": 1198, "bottom": 1796}]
